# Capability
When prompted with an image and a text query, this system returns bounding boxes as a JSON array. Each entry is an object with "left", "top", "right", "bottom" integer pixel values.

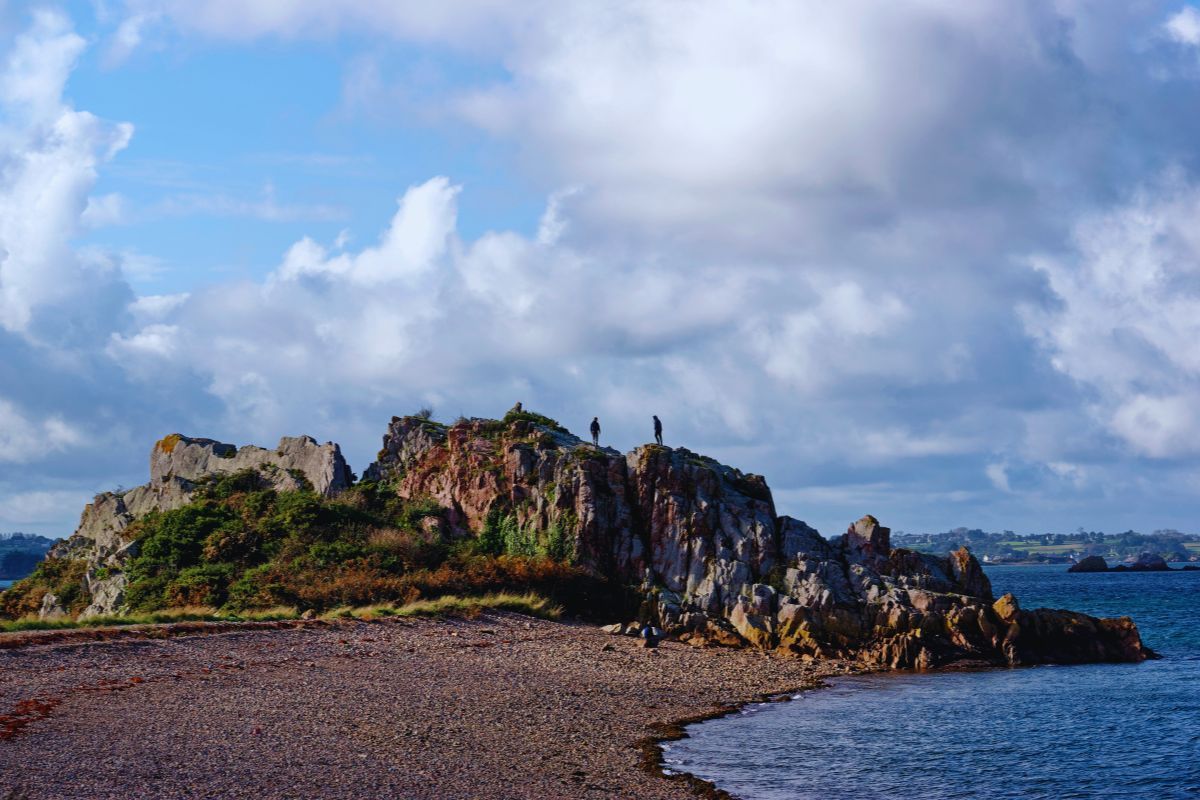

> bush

[
  {"left": 2, "top": 467, "right": 616, "bottom": 623},
  {"left": 501, "top": 408, "right": 568, "bottom": 434},
  {"left": 0, "top": 558, "right": 89, "bottom": 618}
]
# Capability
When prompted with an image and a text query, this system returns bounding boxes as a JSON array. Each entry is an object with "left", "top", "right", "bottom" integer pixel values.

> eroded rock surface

[
  {"left": 44, "top": 434, "right": 352, "bottom": 618},
  {"left": 366, "top": 415, "right": 1155, "bottom": 669}
]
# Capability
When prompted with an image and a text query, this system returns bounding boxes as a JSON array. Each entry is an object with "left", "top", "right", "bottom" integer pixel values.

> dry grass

[
  {"left": 319, "top": 592, "right": 562, "bottom": 622},
  {"left": 0, "top": 593, "right": 560, "bottom": 634},
  {"left": 0, "top": 605, "right": 298, "bottom": 633}
]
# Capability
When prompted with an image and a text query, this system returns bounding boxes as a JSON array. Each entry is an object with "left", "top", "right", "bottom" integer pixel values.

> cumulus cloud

[
  {"left": 0, "top": 9, "right": 134, "bottom": 342},
  {"left": 1025, "top": 174, "right": 1200, "bottom": 458},
  {"left": 1166, "top": 6, "right": 1200, "bottom": 45},
  {"left": 11, "top": 2, "right": 1200, "bottom": 538},
  {"left": 0, "top": 400, "right": 82, "bottom": 463}
]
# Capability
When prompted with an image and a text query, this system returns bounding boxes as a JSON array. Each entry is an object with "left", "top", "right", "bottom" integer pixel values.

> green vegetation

[
  {"left": 501, "top": 407, "right": 568, "bottom": 434},
  {"left": 478, "top": 510, "right": 577, "bottom": 562},
  {"left": 0, "top": 468, "right": 611, "bottom": 623},
  {"left": 320, "top": 592, "right": 561, "bottom": 622},
  {"left": 0, "top": 592, "right": 559, "bottom": 634},
  {"left": 0, "top": 605, "right": 297, "bottom": 633}
]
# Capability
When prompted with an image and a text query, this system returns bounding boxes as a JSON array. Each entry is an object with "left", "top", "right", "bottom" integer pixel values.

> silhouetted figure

[
  {"left": 514, "top": 401, "right": 523, "bottom": 413},
  {"left": 653, "top": 415, "right": 663, "bottom": 446},
  {"left": 590, "top": 416, "right": 600, "bottom": 447}
]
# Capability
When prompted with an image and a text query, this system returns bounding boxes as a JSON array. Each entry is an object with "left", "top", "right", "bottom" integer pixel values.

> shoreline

[{"left": 1, "top": 612, "right": 855, "bottom": 799}]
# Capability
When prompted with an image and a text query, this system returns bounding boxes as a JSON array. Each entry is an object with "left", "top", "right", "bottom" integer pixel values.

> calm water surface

[{"left": 664, "top": 564, "right": 1200, "bottom": 799}]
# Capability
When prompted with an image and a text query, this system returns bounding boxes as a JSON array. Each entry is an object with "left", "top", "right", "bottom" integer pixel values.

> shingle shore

[{"left": 0, "top": 614, "right": 850, "bottom": 799}]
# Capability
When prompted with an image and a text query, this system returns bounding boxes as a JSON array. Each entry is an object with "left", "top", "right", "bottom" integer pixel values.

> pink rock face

[
  {"left": 842, "top": 515, "right": 891, "bottom": 564},
  {"left": 626, "top": 445, "right": 777, "bottom": 611},
  {"left": 366, "top": 416, "right": 643, "bottom": 578},
  {"left": 364, "top": 414, "right": 1154, "bottom": 669}
]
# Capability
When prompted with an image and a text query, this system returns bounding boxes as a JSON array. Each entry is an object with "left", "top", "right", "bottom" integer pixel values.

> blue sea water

[
  {"left": 663, "top": 564, "right": 1200, "bottom": 799},
  {"left": 0, "top": 579, "right": 12, "bottom": 589}
]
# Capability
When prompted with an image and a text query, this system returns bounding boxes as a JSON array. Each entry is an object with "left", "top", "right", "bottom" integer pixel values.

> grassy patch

[
  {"left": 501, "top": 408, "right": 569, "bottom": 434},
  {"left": 0, "top": 605, "right": 298, "bottom": 634},
  {"left": 322, "top": 592, "right": 561, "bottom": 622}
]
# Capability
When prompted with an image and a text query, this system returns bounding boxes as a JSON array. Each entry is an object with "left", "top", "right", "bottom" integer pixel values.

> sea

[
  {"left": 0, "top": 579, "right": 12, "bottom": 590},
  {"left": 663, "top": 564, "right": 1200, "bottom": 799}
]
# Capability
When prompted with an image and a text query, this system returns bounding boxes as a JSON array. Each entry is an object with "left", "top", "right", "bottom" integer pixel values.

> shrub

[{"left": 501, "top": 408, "right": 568, "bottom": 434}]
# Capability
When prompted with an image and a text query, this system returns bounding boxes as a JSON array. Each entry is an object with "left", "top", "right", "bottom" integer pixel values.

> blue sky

[{"left": 4, "top": 1, "right": 1200, "bottom": 539}]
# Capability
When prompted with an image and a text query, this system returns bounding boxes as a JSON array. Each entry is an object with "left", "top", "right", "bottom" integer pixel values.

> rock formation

[
  {"left": 1068, "top": 555, "right": 1109, "bottom": 573},
  {"left": 14, "top": 410, "right": 1156, "bottom": 668},
  {"left": 45, "top": 434, "right": 352, "bottom": 618},
  {"left": 1070, "top": 552, "right": 1196, "bottom": 573},
  {"left": 365, "top": 414, "right": 1154, "bottom": 668}
]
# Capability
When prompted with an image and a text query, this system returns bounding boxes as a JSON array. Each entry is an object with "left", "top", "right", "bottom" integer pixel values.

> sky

[{"left": 4, "top": 1, "right": 1200, "bottom": 539}]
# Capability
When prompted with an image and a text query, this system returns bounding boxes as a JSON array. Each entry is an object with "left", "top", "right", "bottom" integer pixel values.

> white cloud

[
  {"left": 0, "top": 399, "right": 82, "bottom": 463},
  {"left": 0, "top": 9, "right": 134, "bottom": 340},
  {"left": 1166, "top": 6, "right": 1200, "bottom": 45},
  {"left": 986, "top": 463, "right": 1012, "bottom": 493},
  {"left": 81, "top": 192, "right": 127, "bottom": 228},
  {"left": 1025, "top": 174, "right": 1200, "bottom": 458},
  {"left": 0, "top": 489, "right": 91, "bottom": 527},
  {"left": 12, "top": 2, "right": 1200, "bottom": 538}
]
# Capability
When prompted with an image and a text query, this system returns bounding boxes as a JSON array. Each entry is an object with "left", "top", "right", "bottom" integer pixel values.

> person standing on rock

[
  {"left": 590, "top": 416, "right": 601, "bottom": 447},
  {"left": 653, "top": 415, "right": 663, "bottom": 446}
]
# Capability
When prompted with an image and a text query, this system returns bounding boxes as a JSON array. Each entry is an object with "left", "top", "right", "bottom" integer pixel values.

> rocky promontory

[
  {"left": 4, "top": 408, "right": 1154, "bottom": 668},
  {"left": 362, "top": 411, "right": 1153, "bottom": 668}
]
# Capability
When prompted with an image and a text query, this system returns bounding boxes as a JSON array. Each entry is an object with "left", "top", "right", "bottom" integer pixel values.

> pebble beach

[{"left": 0, "top": 614, "right": 846, "bottom": 799}]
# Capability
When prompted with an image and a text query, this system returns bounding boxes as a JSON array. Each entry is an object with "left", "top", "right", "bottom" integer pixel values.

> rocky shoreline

[{"left": 1, "top": 613, "right": 853, "bottom": 799}]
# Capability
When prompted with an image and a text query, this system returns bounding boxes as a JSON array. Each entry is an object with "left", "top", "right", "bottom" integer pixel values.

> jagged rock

[
  {"left": 363, "top": 415, "right": 643, "bottom": 577},
  {"left": 361, "top": 413, "right": 1154, "bottom": 669},
  {"left": 42, "top": 433, "right": 354, "bottom": 619},
  {"left": 627, "top": 445, "right": 777, "bottom": 615},
  {"left": 992, "top": 592, "right": 1020, "bottom": 622},
  {"left": 151, "top": 434, "right": 352, "bottom": 497},
  {"left": 1068, "top": 555, "right": 1109, "bottom": 573},
  {"left": 28, "top": 410, "right": 1156, "bottom": 672},
  {"left": 83, "top": 571, "right": 127, "bottom": 618},
  {"left": 39, "top": 592, "right": 65, "bottom": 618},
  {"left": 948, "top": 546, "right": 993, "bottom": 600}
]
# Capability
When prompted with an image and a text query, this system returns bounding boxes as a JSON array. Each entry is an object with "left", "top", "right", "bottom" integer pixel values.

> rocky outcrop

[
  {"left": 1070, "top": 552, "right": 1192, "bottom": 573},
  {"left": 151, "top": 434, "right": 353, "bottom": 498},
  {"left": 1117, "top": 552, "right": 1169, "bottom": 572},
  {"left": 363, "top": 415, "right": 643, "bottom": 577},
  {"left": 367, "top": 414, "right": 1156, "bottom": 669},
  {"left": 1069, "top": 555, "right": 1109, "bottom": 573},
  {"left": 44, "top": 434, "right": 352, "bottom": 619},
  {"left": 20, "top": 409, "right": 1155, "bottom": 670}
]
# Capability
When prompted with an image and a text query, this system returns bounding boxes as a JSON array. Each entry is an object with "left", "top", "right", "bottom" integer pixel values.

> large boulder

[{"left": 1068, "top": 555, "right": 1109, "bottom": 573}]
